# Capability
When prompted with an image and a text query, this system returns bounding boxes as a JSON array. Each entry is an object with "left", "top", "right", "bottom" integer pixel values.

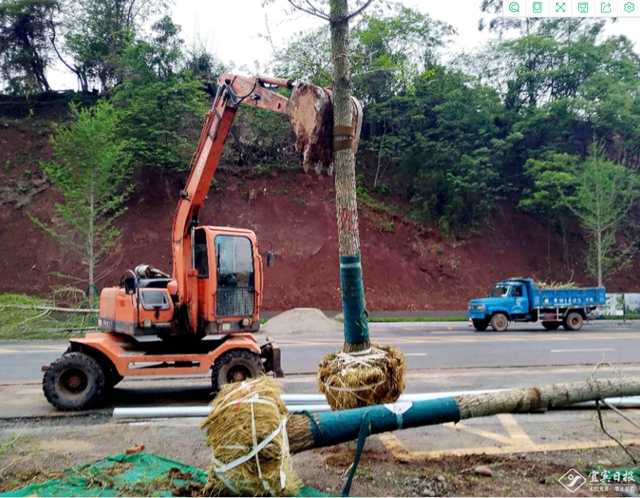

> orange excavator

[{"left": 42, "top": 74, "right": 362, "bottom": 410}]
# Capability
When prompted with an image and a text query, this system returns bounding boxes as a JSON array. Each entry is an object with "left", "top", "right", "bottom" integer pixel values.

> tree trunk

[
  {"left": 597, "top": 229, "right": 603, "bottom": 287},
  {"left": 287, "top": 376, "right": 640, "bottom": 454},
  {"left": 330, "top": 0, "right": 370, "bottom": 354}
]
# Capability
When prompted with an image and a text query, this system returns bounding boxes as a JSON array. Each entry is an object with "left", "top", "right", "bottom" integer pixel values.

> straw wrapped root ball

[
  {"left": 318, "top": 344, "right": 406, "bottom": 411},
  {"left": 201, "top": 376, "right": 301, "bottom": 497}
]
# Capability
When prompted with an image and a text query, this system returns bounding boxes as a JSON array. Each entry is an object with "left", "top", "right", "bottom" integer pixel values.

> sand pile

[{"left": 260, "top": 308, "right": 342, "bottom": 335}]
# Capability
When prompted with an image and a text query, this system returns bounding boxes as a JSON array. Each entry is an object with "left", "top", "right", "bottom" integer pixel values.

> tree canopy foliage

[{"left": 2, "top": 1, "right": 640, "bottom": 285}]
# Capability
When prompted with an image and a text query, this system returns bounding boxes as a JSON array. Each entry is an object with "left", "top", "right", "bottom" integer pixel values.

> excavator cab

[{"left": 191, "top": 226, "right": 263, "bottom": 335}]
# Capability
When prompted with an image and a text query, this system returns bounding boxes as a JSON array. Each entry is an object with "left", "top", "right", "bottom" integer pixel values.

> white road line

[
  {"left": 550, "top": 348, "right": 616, "bottom": 353},
  {"left": 404, "top": 353, "right": 427, "bottom": 356}
]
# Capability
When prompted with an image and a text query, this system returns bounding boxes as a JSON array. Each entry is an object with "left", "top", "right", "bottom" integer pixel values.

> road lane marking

[
  {"left": 380, "top": 413, "right": 640, "bottom": 460},
  {"left": 550, "top": 348, "right": 616, "bottom": 353},
  {"left": 443, "top": 421, "right": 513, "bottom": 445},
  {"left": 378, "top": 433, "right": 412, "bottom": 463},
  {"left": 412, "top": 437, "right": 640, "bottom": 458},
  {"left": 496, "top": 413, "right": 535, "bottom": 445},
  {"left": 0, "top": 347, "right": 68, "bottom": 354},
  {"left": 405, "top": 353, "right": 427, "bottom": 357}
]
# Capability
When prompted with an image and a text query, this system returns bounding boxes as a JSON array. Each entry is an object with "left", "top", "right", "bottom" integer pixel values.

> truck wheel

[
  {"left": 542, "top": 322, "right": 561, "bottom": 330},
  {"left": 43, "top": 352, "right": 105, "bottom": 411},
  {"left": 212, "top": 349, "right": 264, "bottom": 392},
  {"left": 563, "top": 312, "right": 584, "bottom": 331},
  {"left": 491, "top": 313, "right": 509, "bottom": 332},
  {"left": 472, "top": 319, "right": 489, "bottom": 332}
]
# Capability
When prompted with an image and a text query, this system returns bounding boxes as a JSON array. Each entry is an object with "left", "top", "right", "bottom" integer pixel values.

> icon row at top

[{"left": 503, "top": 0, "right": 639, "bottom": 16}]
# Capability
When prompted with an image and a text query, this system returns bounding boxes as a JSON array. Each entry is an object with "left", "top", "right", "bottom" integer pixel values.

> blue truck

[{"left": 467, "top": 278, "right": 606, "bottom": 332}]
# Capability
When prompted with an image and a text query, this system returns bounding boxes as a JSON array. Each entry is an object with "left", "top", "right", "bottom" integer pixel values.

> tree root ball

[
  {"left": 201, "top": 376, "right": 301, "bottom": 497},
  {"left": 317, "top": 344, "right": 406, "bottom": 411}
]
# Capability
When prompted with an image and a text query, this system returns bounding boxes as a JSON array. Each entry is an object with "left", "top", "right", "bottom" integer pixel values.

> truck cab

[{"left": 468, "top": 279, "right": 535, "bottom": 332}]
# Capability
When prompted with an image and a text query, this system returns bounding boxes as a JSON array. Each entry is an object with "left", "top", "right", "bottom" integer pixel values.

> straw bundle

[
  {"left": 317, "top": 344, "right": 406, "bottom": 410},
  {"left": 201, "top": 376, "right": 301, "bottom": 497}
]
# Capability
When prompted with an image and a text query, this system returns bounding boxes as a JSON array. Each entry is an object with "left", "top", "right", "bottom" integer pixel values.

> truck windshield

[{"left": 491, "top": 285, "right": 510, "bottom": 298}]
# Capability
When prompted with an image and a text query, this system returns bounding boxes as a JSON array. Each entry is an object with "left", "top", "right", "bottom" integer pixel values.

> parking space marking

[
  {"left": 379, "top": 413, "right": 640, "bottom": 460},
  {"left": 442, "top": 421, "right": 512, "bottom": 445},
  {"left": 496, "top": 413, "right": 535, "bottom": 445}
]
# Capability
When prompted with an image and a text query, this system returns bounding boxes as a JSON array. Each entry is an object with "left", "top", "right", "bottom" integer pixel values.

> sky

[{"left": 47, "top": 0, "right": 640, "bottom": 90}]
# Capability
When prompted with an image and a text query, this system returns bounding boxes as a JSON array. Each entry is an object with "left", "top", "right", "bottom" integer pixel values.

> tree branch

[
  {"left": 287, "top": 0, "right": 330, "bottom": 20},
  {"left": 596, "top": 400, "right": 638, "bottom": 464},
  {"left": 346, "top": 0, "right": 375, "bottom": 20}
]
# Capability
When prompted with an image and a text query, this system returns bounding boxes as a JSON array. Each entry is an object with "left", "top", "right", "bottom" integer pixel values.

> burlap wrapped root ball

[
  {"left": 201, "top": 376, "right": 301, "bottom": 497},
  {"left": 318, "top": 344, "right": 406, "bottom": 410}
]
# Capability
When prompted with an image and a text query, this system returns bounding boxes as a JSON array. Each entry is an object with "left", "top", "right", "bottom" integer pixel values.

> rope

[{"left": 322, "top": 348, "right": 389, "bottom": 404}]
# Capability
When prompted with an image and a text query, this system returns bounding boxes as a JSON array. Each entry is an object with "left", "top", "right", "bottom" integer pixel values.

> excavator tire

[
  {"left": 212, "top": 349, "right": 264, "bottom": 393},
  {"left": 43, "top": 352, "right": 105, "bottom": 411}
]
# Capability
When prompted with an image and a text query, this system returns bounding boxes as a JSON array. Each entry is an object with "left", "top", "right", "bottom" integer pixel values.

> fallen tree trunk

[
  {"left": 0, "top": 305, "right": 98, "bottom": 314},
  {"left": 287, "top": 376, "right": 640, "bottom": 453}
]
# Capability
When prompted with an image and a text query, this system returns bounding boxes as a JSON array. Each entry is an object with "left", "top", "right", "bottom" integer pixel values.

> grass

[{"left": 0, "top": 292, "right": 97, "bottom": 341}]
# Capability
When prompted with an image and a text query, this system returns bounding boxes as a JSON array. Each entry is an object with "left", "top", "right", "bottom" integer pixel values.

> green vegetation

[
  {"left": 0, "top": 293, "right": 96, "bottom": 340},
  {"left": 30, "top": 101, "right": 132, "bottom": 294},
  {"left": 1, "top": 1, "right": 640, "bottom": 289}
]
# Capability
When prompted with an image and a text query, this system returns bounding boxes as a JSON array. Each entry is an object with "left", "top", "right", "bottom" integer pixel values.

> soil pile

[{"left": 260, "top": 308, "right": 342, "bottom": 335}]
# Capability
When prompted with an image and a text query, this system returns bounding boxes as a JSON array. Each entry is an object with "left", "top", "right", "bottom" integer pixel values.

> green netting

[{"left": 0, "top": 453, "right": 327, "bottom": 497}]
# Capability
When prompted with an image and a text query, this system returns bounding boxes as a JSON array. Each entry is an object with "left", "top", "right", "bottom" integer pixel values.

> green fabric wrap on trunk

[
  {"left": 340, "top": 253, "right": 370, "bottom": 345},
  {"left": 307, "top": 397, "right": 461, "bottom": 448}
]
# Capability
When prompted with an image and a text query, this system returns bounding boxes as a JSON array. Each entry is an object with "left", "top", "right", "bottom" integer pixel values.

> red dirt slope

[{"left": 1, "top": 119, "right": 638, "bottom": 311}]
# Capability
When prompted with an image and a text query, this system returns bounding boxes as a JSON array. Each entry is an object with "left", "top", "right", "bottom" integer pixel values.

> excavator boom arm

[{"left": 171, "top": 74, "right": 291, "bottom": 301}]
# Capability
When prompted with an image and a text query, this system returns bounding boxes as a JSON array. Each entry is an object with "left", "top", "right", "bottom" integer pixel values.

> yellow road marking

[
  {"left": 412, "top": 437, "right": 640, "bottom": 458},
  {"left": 280, "top": 332, "right": 640, "bottom": 347},
  {"left": 379, "top": 413, "right": 640, "bottom": 461},
  {"left": 377, "top": 433, "right": 412, "bottom": 462},
  {"left": 443, "top": 421, "right": 513, "bottom": 445},
  {"left": 496, "top": 413, "right": 535, "bottom": 446}
]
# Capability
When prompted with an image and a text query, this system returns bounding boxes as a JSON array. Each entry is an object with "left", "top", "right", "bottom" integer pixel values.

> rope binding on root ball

[
  {"left": 201, "top": 376, "right": 301, "bottom": 497},
  {"left": 318, "top": 344, "right": 406, "bottom": 411}
]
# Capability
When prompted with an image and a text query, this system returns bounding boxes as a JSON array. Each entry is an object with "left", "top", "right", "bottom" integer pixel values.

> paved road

[{"left": 1, "top": 320, "right": 639, "bottom": 384}]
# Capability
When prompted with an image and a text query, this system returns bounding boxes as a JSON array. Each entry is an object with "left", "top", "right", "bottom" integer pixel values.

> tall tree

[
  {"left": 571, "top": 143, "right": 640, "bottom": 287},
  {"left": 330, "top": 0, "right": 370, "bottom": 352},
  {"left": 275, "top": 0, "right": 377, "bottom": 352},
  {"left": 57, "top": 0, "right": 166, "bottom": 92},
  {"left": 31, "top": 101, "right": 133, "bottom": 294},
  {"left": 0, "top": 0, "right": 57, "bottom": 93},
  {"left": 265, "top": 0, "right": 381, "bottom": 352},
  {"left": 112, "top": 16, "right": 207, "bottom": 171}
]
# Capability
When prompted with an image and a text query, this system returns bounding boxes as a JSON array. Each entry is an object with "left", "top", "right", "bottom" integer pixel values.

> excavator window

[
  {"left": 193, "top": 229, "right": 209, "bottom": 279},
  {"left": 215, "top": 235, "right": 255, "bottom": 317},
  {"left": 215, "top": 235, "right": 254, "bottom": 288}
]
